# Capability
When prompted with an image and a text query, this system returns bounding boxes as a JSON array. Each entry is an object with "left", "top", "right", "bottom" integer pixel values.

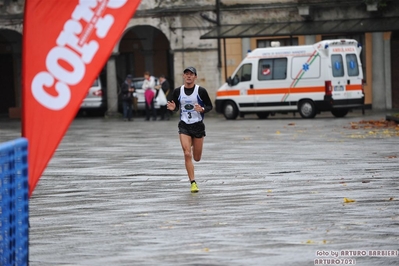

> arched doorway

[
  {"left": 0, "top": 29, "right": 22, "bottom": 116},
  {"left": 116, "top": 25, "right": 173, "bottom": 88},
  {"left": 391, "top": 31, "right": 399, "bottom": 109}
]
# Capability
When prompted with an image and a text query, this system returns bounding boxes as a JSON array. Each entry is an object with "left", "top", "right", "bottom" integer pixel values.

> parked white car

[{"left": 80, "top": 77, "right": 106, "bottom": 111}]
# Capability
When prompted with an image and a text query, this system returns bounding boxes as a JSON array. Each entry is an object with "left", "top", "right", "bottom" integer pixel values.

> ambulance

[{"left": 215, "top": 39, "right": 365, "bottom": 119}]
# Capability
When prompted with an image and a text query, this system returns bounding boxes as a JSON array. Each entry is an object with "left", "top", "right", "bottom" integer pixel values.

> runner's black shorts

[{"left": 178, "top": 120, "right": 206, "bottom": 138}]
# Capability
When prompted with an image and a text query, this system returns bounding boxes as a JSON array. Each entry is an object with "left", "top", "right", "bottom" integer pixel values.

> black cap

[
  {"left": 183, "top": 67, "right": 197, "bottom": 76},
  {"left": 126, "top": 74, "right": 133, "bottom": 79}
]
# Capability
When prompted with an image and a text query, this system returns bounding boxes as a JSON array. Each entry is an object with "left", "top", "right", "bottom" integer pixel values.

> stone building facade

[{"left": 1, "top": 0, "right": 399, "bottom": 117}]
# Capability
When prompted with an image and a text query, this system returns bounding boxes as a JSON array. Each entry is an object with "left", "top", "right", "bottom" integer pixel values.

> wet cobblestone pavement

[{"left": 1, "top": 110, "right": 398, "bottom": 266}]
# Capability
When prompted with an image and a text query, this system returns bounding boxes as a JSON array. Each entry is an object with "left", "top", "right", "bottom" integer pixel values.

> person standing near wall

[
  {"left": 166, "top": 67, "right": 213, "bottom": 193},
  {"left": 142, "top": 71, "right": 156, "bottom": 121}
]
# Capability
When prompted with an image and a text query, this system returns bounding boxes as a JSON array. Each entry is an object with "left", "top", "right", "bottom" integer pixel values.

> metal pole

[
  {"left": 216, "top": 0, "right": 222, "bottom": 69},
  {"left": 223, "top": 38, "right": 227, "bottom": 81}
]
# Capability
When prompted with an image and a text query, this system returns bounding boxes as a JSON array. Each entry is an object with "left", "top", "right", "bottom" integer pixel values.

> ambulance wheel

[
  {"left": 256, "top": 112, "right": 270, "bottom": 119},
  {"left": 223, "top": 101, "right": 238, "bottom": 120},
  {"left": 298, "top": 100, "right": 316, "bottom": 119},
  {"left": 331, "top": 109, "right": 349, "bottom": 118}
]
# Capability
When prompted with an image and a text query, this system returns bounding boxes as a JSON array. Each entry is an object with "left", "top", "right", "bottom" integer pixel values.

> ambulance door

[
  {"left": 344, "top": 53, "right": 363, "bottom": 99},
  {"left": 229, "top": 63, "right": 256, "bottom": 112},
  {"left": 254, "top": 58, "right": 288, "bottom": 110},
  {"left": 330, "top": 53, "right": 347, "bottom": 100}
]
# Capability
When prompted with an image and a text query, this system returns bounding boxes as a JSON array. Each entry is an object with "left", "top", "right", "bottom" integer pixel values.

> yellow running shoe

[{"left": 191, "top": 182, "right": 199, "bottom": 193}]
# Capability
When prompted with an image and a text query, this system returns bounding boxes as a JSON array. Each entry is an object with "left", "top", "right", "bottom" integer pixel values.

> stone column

[
  {"left": 384, "top": 35, "right": 392, "bottom": 109},
  {"left": 106, "top": 54, "right": 119, "bottom": 117},
  {"left": 242, "top": 38, "right": 251, "bottom": 59},
  {"left": 305, "top": 35, "right": 316, "bottom": 45},
  {"left": 372, "top": 32, "right": 385, "bottom": 110}
]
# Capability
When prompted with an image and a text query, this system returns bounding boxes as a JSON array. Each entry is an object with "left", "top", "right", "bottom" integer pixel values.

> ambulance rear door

[
  {"left": 330, "top": 52, "right": 347, "bottom": 101},
  {"left": 328, "top": 41, "right": 363, "bottom": 103}
]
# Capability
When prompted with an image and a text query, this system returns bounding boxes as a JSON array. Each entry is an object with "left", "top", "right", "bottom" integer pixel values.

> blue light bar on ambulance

[{"left": 323, "top": 39, "right": 361, "bottom": 50}]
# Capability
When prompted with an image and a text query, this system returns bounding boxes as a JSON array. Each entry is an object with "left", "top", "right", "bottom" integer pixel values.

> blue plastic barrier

[{"left": 0, "top": 138, "right": 29, "bottom": 266}]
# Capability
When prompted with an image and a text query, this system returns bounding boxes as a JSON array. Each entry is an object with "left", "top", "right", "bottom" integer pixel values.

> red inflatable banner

[{"left": 22, "top": 0, "right": 141, "bottom": 197}]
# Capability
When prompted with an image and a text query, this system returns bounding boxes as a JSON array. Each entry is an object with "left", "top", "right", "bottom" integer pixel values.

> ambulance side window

[
  {"left": 274, "top": 58, "right": 287, "bottom": 79},
  {"left": 346, "top": 54, "right": 359, "bottom": 77},
  {"left": 258, "top": 58, "right": 287, "bottom": 80},
  {"left": 331, "top": 55, "right": 344, "bottom": 77},
  {"left": 233, "top": 63, "right": 252, "bottom": 85}
]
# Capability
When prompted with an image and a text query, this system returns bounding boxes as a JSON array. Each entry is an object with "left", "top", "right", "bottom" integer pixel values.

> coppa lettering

[{"left": 32, "top": 0, "right": 127, "bottom": 110}]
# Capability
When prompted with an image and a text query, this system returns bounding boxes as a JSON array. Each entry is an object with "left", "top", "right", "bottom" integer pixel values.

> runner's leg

[
  {"left": 192, "top": 137, "right": 204, "bottom": 162},
  {"left": 180, "top": 134, "right": 195, "bottom": 181}
]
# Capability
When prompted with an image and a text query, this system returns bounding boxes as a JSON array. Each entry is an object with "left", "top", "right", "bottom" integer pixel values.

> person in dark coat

[{"left": 121, "top": 74, "right": 135, "bottom": 121}]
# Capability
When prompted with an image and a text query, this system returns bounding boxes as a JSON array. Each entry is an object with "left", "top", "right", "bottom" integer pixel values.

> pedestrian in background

[
  {"left": 155, "top": 75, "right": 170, "bottom": 120},
  {"left": 166, "top": 67, "right": 213, "bottom": 193},
  {"left": 121, "top": 74, "right": 135, "bottom": 121},
  {"left": 142, "top": 71, "right": 157, "bottom": 121}
]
